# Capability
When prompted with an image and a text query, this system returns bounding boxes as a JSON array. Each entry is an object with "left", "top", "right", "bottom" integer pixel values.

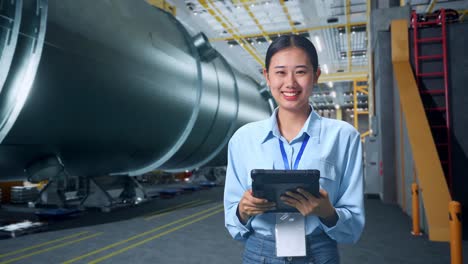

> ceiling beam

[
  {"left": 198, "top": 0, "right": 265, "bottom": 66},
  {"left": 239, "top": 0, "right": 272, "bottom": 42},
  {"left": 346, "top": 0, "right": 352, "bottom": 72},
  {"left": 425, "top": 0, "right": 438, "bottom": 13},
  {"left": 318, "top": 71, "right": 368, "bottom": 83},
  {"left": 279, "top": 0, "right": 298, "bottom": 34},
  {"left": 209, "top": 22, "right": 367, "bottom": 42}
]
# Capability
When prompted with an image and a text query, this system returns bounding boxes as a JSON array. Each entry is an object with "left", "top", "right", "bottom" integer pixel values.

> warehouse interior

[{"left": 0, "top": 0, "right": 467, "bottom": 263}]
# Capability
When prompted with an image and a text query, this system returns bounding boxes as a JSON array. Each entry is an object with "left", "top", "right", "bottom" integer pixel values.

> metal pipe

[{"left": 0, "top": 0, "right": 271, "bottom": 180}]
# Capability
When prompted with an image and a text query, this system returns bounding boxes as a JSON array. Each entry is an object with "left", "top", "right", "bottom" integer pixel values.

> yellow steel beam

[
  {"left": 146, "top": 0, "right": 177, "bottom": 16},
  {"left": 366, "top": 0, "right": 374, "bottom": 119},
  {"left": 346, "top": 0, "right": 352, "bottom": 72},
  {"left": 198, "top": 0, "right": 264, "bottom": 66},
  {"left": 240, "top": 0, "right": 271, "bottom": 42},
  {"left": 209, "top": 22, "right": 367, "bottom": 42},
  {"left": 318, "top": 71, "right": 368, "bottom": 83},
  {"left": 460, "top": 10, "right": 467, "bottom": 22},
  {"left": 353, "top": 79, "right": 368, "bottom": 129},
  {"left": 391, "top": 19, "right": 450, "bottom": 241},
  {"left": 426, "top": 0, "right": 438, "bottom": 13},
  {"left": 279, "top": 0, "right": 298, "bottom": 34},
  {"left": 356, "top": 87, "right": 368, "bottom": 95},
  {"left": 360, "top": 130, "right": 370, "bottom": 138}
]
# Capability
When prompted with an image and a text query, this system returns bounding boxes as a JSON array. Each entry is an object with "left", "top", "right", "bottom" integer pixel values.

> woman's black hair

[{"left": 265, "top": 35, "right": 319, "bottom": 73}]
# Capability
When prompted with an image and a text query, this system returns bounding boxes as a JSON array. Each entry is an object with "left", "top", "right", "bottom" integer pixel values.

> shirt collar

[{"left": 261, "top": 104, "right": 321, "bottom": 144}]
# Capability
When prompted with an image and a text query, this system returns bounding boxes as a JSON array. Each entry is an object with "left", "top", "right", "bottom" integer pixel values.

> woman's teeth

[{"left": 283, "top": 92, "right": 298, "bottom": 96}]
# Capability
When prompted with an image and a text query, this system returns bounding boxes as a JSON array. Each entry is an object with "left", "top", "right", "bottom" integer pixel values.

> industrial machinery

[{"left": 0, "top": 0, "right": 271, "bottom": 208}]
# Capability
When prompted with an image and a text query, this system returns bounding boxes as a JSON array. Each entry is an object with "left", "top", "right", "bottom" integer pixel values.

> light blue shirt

[{"left": 224, "top": 106, "right": 365, "bottom": 244}]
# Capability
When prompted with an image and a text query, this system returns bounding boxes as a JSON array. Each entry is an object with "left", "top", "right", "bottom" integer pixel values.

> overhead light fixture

[
  {"left": 314, "top": 35, "right": 322, "bottom": 52},
  {"left": 328, "top": 82, "right": 333, "bottom": 88},
  {"left": 322, "top": 64, "right": 329, "bottom": 74},
  {"left": 330, "top": 91, "right": 336, "bottom": 98}
]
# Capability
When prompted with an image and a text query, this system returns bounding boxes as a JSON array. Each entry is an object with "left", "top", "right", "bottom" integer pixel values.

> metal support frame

[
  {"left": 318, "top": 71, "right": 368, "bottom": 83},
  {"left": 279, "top": 0, "right": 298, "bottom": 34},
  {"left": 209, "top": 22, "right": 367, "bottom": 42},
  {"left": 199, "top": 0, "right": 264, "bottom": 66},
  {"left": 353, "top": 78, "right": 369, "bottom": 133},
  {"left": 239, "top": 0, "right": 271, "bottom": 43},
  {"left": 146, "top": 0, "right": 176, "bottom": 16},
  {"left": 425, "top": 0, "right": 438, "bottom": 13},
  {"left": 80, "top": 176, "right": 147, "bottom": 212},
  {"left": 346, "top": 0, "right": 352, "bottom": 71}
]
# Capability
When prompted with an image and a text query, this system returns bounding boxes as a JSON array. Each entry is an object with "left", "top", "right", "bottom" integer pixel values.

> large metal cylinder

[{"left": 0, "top": 0, "right": 271, "bottom": 180}]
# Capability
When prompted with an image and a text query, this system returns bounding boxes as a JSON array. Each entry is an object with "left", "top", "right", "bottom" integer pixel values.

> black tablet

[{"left": 251, "top": 169, "right": 320, "bottom": 213}]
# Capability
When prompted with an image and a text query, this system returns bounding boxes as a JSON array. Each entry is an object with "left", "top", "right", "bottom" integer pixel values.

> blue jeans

[{"left": 242, "top": 232, "right": 339, "bottom": 264}]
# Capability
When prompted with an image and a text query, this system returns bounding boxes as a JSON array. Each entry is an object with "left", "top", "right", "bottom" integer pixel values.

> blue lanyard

[{"left": 279, "top": 134, "right": 310, "bottom": 170}]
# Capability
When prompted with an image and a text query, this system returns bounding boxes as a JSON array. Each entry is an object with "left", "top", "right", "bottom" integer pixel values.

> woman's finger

[
  {"left": 296, "top": 188, "right": 317, "bottom": 201},
  {"left": 284, "top": 191, "right": 307, "bottom": 203}
]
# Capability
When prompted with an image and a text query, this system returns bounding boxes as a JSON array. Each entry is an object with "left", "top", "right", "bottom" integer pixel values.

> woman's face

[{"left": 263, "top": 47, "right": 320, "bottom": 113}]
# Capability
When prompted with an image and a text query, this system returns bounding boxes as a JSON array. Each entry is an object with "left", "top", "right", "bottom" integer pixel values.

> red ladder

[{"left": 411, "top": 9, "right": 452, "bottom": 193}]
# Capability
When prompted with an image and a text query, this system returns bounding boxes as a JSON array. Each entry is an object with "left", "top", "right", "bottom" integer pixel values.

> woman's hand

[
  {"left": 280, "top": 188, "right": 338, "bottom": 226},
  {"left": 237, "top": 189, "right": 276, "bottom": 224}
]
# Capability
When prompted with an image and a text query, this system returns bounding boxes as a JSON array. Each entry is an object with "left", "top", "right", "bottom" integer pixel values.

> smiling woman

[{"left": 224, "top": 35, "right": 365, "bottom": 264}]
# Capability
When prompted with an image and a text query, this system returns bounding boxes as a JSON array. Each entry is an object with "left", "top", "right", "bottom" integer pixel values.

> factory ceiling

[{"left": 167, "top": 0, "right": 466, "bottom": 111}]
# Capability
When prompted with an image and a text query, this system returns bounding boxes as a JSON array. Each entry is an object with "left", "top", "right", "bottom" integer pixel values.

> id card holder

[{"left": 275, "top": 213, "right": 306, "bottom": 257}]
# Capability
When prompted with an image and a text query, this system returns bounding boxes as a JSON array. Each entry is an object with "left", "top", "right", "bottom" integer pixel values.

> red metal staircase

[{"left": 411, "top": 9, "right": 452, "bottom": 193}]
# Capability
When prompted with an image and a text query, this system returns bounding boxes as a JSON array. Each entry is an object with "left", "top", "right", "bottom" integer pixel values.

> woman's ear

[
  {"left": 314, "top": 67, "right": 321, "bottom": 83},
  {"left": 263, "top": 68, "right": 270, "bottom": 86}
]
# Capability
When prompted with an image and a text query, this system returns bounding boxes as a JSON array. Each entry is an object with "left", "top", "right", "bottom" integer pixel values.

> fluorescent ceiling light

[
  {"left": 322, "top": 64, "right": 329, "bottom": 74},
  {"left": 314, "top": 35, "right": 322, "bottom": 52}
]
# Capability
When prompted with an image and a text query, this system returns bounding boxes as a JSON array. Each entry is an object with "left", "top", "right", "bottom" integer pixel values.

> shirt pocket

[{"left": 318, "top": 160, "right": 338, "bottom": 204}]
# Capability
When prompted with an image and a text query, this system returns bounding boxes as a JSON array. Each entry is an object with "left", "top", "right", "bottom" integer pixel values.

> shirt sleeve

[
  {"left": 320, "top": 130, "right": 365, "bottom": 243},
  {"left": 224, "top": 135, "right": 252, "bottom": 241}
]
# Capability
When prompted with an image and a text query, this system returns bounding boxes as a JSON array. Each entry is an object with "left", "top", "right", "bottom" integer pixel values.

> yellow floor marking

[
  {"left": 144, "top": 199, "right": 212, "bottom": 220},
  {"left": 89, "top": 208, "right": 224, "bottom": 264},
  {"left": 0, "top": 231, "right": 89, "bottom": 258},
  {"left": 62, "top": 204, "right": 223, "bottom": 264},
  {"left": 142, "top": 199, "right": 202, "bottom": 218},
  {"left": 0, "top": 232, "right": 102, "bottom": 264}
]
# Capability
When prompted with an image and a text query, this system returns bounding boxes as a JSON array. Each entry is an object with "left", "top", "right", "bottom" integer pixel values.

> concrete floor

[{"left": 0, "top": 186, "right": 466, "bottom": 264}]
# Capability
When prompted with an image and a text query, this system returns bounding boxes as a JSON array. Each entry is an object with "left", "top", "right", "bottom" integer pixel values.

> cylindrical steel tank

[{"left": 0, "top": 0, "right": 271, "bottom": 180}]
